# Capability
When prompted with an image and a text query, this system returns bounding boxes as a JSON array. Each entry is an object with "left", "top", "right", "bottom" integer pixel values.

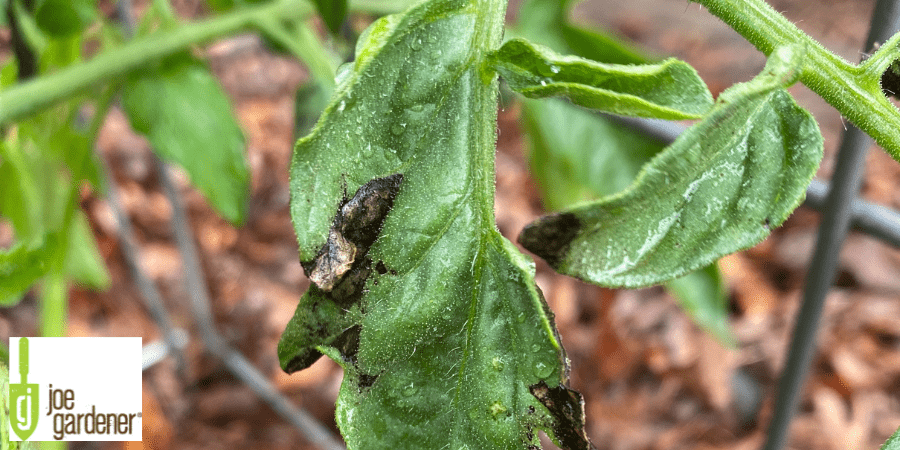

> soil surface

[{"left": 1, "top": 0, "right": 899, "bottom": 449}]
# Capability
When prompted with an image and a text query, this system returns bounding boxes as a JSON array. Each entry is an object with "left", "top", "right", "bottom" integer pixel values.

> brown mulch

[{"left": 2, "top": 0, "right": 900, "bottom": 449}]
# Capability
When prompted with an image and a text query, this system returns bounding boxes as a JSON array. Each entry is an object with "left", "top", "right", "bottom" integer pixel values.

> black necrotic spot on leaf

[
  {"left": 330, "top": 258, "right": 373, "bottom": 307},
  {"left": 332, "top": 324, "right": 363, "bottom": 365},
  {"left": 529, "top": 381, "right": 594, "bottom": 450},
  {"left": 338, "top": 174, "right": 404, "bottom": 247},
  {"left": 284, "top": 347, "right": 325, "bottom": 374},
  {"left": 882, "top": 59, "right": 900, "bottom": 99},
  {"left": 302, "top": 174, "right": 404, "bottom": 294},
  {"left": 518, "top": 212, "right": 581, "bottom": 268},
  {"left": 357, "top": 373, "right": 379, "bottom": 390}
]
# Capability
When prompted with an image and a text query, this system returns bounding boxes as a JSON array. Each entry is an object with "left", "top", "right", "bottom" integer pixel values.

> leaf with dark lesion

[
  {"left": 278, "top": 0, "right": 592, "bottom": 448},
  {"left": 518, "top": 45, "right": 822, "bottom": 289},
  {"left": 281, "top": 174, "right": 403, "bottom": 374}
]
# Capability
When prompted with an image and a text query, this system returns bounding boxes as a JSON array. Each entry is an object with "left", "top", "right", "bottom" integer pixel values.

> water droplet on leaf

[{"left": 533, "top": 361, "right": 553, "bottom": 378}]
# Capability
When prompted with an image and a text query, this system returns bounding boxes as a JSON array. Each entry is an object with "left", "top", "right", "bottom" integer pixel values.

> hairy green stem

[
  {"left": 694, "top": 0, "right": 900, "bottom": 161},
  {"left": 474, "top": 0, "right": 509, "bottom": 231},
  {"left": 0, "top": 0, "right": 314, "bottom": 125}
]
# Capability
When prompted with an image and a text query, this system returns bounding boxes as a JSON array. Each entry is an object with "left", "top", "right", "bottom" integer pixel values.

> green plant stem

[
  {"left": 0, "top": 0, "right": 314, "bottom": 125},
  {"left": 40, "top": 273, "right": 66, "bottom": 337},
  {"left": 39, "top": 86, "right": 117, "bottom": 342},
  {"left": 694, "top": 0, "right": 900, "bottom": 161},
  {"left": 41, "top": 440, "right": 66, "bottom": 450},
  {"left": 253, "top": 17, "right": 337, "bottom": 88}
]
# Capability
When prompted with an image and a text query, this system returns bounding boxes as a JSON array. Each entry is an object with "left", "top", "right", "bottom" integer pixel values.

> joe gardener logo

[
  {"left": 8, "top": 337, "right": 142, "bottom": 441},
  {"left": 11, "top": 338, "right": 38, "bottom": 440}
]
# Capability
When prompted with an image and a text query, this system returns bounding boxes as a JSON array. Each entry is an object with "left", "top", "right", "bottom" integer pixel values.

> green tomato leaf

[
  {"left": 522, "top": 99, "right": 735, "bottom": 345},
  {"left": 64, "top": 210, "right": 109, "bottom": 289},
  {"left": 488, "top": 38, "right": 713, "bottom": 119},
  {"left": 523, "top": 98, "right": 664, "bottom": 210},
  {"left": 514, "top": 0, "right": 649, "bottom": 65},
  {"left": 1, "top": 121, "right": 109, "bottom": 290},
  {"left": 277, "top": 0, "right": 591, "bottom": 448},
  {"left": 122, "top": 55, "right": 249, "bottom": 225},
  {"left": 518, "top": 45, "right": 822, "bottom": 288},
  {"left": 881, "top": 426, "right": 900, "bottom": 450},
  {"left": 204, "top": 0, "right": 237, "bottom": 12},
  {"left": 34, "top": 0, "right": 95, "bottom": 37},
  {"left": 559, "top": 24, "right": 648, "bottom": 66},
  {"left": 16, "top": 103, "right": 103, "bottom": 191},
  {"left": 293, "top": 80, "right": 332, "bottom": 138},
  {"left": 312, "top": 0, "right": 348, "bottom": 35},
  {"left": 514, "top": 4, "right": 733, "bottom": 347},
  {"left": 0, "top": 239, "right": 51, "bottom": 306}
]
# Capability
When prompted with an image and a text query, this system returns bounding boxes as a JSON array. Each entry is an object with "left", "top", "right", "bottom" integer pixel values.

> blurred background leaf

[
  {"left": 1, "top": 110, "right": 110, "bottom": 290},
  {"left": 311, "top": 0, "right": 348, "bottom": 35},
  {"left": 0, "top": 239, "right": 51, "bottom": 306},
  {"left": 122, "top": 54, "right": 250, "bottom": 225},
  {"left": 33, "top": 0, "right": 95, "bottom": 37}
]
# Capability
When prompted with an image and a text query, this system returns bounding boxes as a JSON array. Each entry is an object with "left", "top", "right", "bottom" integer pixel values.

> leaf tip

[
  {"left": 279, "top": 345, "right": 324, "bottom": 374},
  {"left": 529, "top": 381, "right": 594, "bottom": 450},
  {"left": 518, "top": 212, "right": 581, "bottom": 268}
]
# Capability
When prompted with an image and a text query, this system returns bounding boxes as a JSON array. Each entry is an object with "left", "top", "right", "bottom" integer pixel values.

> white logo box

[{"left": 9, "top": 337, "right": 142, "bottom": 442}]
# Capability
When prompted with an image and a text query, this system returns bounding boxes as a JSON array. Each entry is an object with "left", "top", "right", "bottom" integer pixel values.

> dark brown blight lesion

[
  {"left": 301, "top": 174, "right": 404, "bottom": 297},
  {"left": 882, "top": 59, "right": 900, "bottom": 99},
  {"left": 518, "top": 212, "right": 582, "bottom": 269},
  {"left": 529, "top": 380, "right": 594, "bottom": 450}
]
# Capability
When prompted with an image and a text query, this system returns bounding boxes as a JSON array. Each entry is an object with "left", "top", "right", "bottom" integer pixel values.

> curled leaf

[
  {"left": 122, "top": 55, "right": 249, "bottom": 225},
  {"left": 489, "top": 38, "right": 713, "bottom": 119},
  {"left": 519, "top": 45, "right": 822, "bottom": 288}
]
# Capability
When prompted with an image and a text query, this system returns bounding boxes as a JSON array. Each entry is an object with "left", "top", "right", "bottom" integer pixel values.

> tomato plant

[{"left": 1, "top": 0, "right": 899, "bottom": 448}]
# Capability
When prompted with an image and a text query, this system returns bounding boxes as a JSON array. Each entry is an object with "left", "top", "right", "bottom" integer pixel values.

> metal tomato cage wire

[
  {"left": 107, "top": 156, "right": 345, "bottom": 450},
  {"left": 610, "top": 0, "right": 900, "bottom": 447}
]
